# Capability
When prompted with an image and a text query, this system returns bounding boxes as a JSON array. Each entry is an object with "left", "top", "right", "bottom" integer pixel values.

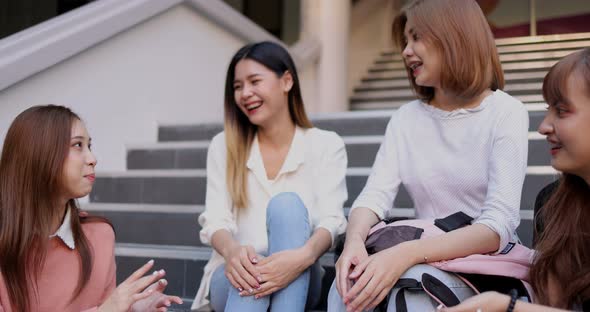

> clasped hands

[{"left": 224, "top": 245, "right": 310, "bottom": 299}]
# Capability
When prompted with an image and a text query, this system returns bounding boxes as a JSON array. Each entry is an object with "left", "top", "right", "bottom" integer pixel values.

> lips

[
  {"left": 407, "top": 61, "right": 423, "bottom": 77},
  {"left": 244, "top": 101, "right": 262, "bottom": 114},
  {"left": 85, "top": 174, "right": 96, "bottom": 182}
]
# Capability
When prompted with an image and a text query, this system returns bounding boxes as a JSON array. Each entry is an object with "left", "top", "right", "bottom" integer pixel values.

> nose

[
  {"left": 402, "top": 42, "right": 413, "bottom": 59},
  {"left": 87, "top": 150, "right": 97, "bottom": 167},
  {"left": 240, "top": 84, "right": 253, "bottom": 100},
  {"left": 538, "top": 112, "right": 554, "bottom": 136}
]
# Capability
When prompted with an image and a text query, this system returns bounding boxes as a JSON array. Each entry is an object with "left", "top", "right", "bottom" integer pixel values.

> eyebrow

[
  {"left": 71, "top": 136, "right": 91, "bottom": 141},
  {"left": 234, "top": 73, "right": 262, "bottom": 83}
]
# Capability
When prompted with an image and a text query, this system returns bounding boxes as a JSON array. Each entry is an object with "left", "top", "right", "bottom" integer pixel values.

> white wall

[
  {"left": 348, "top": 0, "right": 393, "bottom": 95},
  {"left": 0, "top": 4, "right": 244, "bottom": 171}
]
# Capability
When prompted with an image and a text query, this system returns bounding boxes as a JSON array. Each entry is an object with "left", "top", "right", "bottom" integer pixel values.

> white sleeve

[
  {"left": 350, "top": 113, "right": 403, "bottom": 219},
  {"left": 198, "top": 134, "right": 238, "bottom": 245},
  {"left": 313, "top": 132, "right": 348, "bottom": 246},
  {"left": 474, "top": 104, "right": 529, "bottom": 253}
]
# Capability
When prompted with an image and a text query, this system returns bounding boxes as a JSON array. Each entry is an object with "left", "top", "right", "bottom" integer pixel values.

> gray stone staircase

[
  {"left": 85, "top": 33, "right": 590, "bottom": 310},
  {"left": 351, "top": 32, "right": 590, "bottom": 110}
]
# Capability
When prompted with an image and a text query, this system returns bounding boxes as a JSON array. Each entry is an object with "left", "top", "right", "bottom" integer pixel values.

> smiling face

[
  {"left": 61, "top": 119, "right": 97, "bottom": 201},
  {"left": 539, "top": 73, "right": 590, "bottom": 180},
  {"left": 232, "top": 58, "right": 293, "bottom": 128},
  {"left": 402, "top": 18, "right": 442, "bottom": 89}
]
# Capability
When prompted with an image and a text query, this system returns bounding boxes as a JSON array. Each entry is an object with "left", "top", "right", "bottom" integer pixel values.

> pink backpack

[{"left": 366, "top": 216, "right": 535, "bottom": 307}]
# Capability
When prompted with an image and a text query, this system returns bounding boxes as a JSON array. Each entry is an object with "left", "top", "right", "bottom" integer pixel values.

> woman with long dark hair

[
  {"left": 442, "top": 48, "right": 590, "bottom": 312},
  {"left": 0, "top": 105, "right": 182, "bottom": 311},
  {"left": 192, "top": 41, "right": 348, "bottom": 311}
]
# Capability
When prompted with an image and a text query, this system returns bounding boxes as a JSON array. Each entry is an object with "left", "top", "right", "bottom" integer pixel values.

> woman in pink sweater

[{"left": 0, "top": 105, "right": 182, "bottom": 311}]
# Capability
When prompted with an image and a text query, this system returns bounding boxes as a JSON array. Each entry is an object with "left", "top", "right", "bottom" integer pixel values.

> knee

[{"left": 266, "top": 192, "right": 307, "bottom": 222}]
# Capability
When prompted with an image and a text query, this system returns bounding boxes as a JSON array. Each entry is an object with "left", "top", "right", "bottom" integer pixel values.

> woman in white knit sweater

[{"left": 329, "top": 1, "right": 529, "bottom": 311}]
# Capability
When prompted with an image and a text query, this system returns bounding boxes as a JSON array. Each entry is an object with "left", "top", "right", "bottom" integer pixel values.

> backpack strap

[
  {"left": 421, "top": 273, "right": 461, "bottom": 307},
  {"left": 392, "top": 278, "right": 423, "bottom": 312}
]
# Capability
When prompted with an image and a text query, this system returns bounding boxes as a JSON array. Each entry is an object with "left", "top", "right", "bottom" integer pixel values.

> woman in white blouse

[
  {"left": 329, "top": 1, "right": 529, "bottom": 311},
  {"left": 191, "top": 41, "right": 348, "bottom": 312}
]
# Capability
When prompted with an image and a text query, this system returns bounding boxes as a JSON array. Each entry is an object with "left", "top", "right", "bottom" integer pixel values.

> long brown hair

[
  {"left": 0, "top": 105, "right": 109, "bottom": 311},
  {"left": 530, "top": 48, "right": 590, "bottom": 308},
  {"left": 223, "top": 41, "right": 312, "bottom": 208},
  {"left": 392, "top": 0, "right": 504, "bottom": 103}
]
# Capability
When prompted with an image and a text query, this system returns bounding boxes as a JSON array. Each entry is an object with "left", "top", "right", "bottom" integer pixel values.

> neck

[
  {"left": 431, "top": 88, "right": 492, "bottom": 111},
  {"left": 257, "top": 119, "right": 296, "bottom": 149},
  {"left": 50, "top": 199, "right": 69, "bottom": 234}
]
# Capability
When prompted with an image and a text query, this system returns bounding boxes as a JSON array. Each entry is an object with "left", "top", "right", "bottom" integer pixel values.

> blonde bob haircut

[
  {"left": 392, "top": 0, "right": 505, "bottom": 103},
  {"left": 223, "top": 41, "right": 312, "bottom": 209}
]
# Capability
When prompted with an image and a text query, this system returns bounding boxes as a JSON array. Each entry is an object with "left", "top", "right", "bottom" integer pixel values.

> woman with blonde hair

[
  {"left": 192, "top": 41, "right": 348, "bottom": 311},
  {"left": 330, "top": 0, "right": 529, "bottom": 311}
]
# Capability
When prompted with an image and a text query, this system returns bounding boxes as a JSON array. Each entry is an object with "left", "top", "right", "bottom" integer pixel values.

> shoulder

[
  {"left": 81, "top": 219, "right": 115, "bottom": 246},
  {"left": 303, "top": 127, "right": 344, "bottom": 148},
  {"left": 489, "top": 90, "right": 528, "bottom": 116},
  {"left": 210, "top": 132, "right": 226, "bottom": 149}
]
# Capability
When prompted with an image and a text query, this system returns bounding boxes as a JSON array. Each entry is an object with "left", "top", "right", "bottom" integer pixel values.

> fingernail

[
  {"left": 249, "top": 289, "right": 253, "bottom": 294},
  {"left": 159, "top": 269, "right": 165, "bottom": 275},
  {"left": 252, "top": 257, "right": 258, "bottom": 263},
  {"left": 436, "top": 304, "right": 443, "bottom": 310},
  {"left": 255, "top": 295, "right": 259, "bottom": 299},
  {"left": 238, "top": 287, "right": 243, "bottom": 292},
  {"left": 257, "top": 276, "right": 262, "bottom": 282},
  {"left": 165, "top": 301, "right": 171, "bottom": 307},
  {"left": 256, "top": 284, "right": 261, "bottom": 289},
  {"left": 152, "top": 270, "right": 158, "bottom": 275},
  {"left": 147, "top": 259, "right": 154, "bottom": 265},
  {"left": 159, "top": 279, "right": 167, "bottom": 285}
]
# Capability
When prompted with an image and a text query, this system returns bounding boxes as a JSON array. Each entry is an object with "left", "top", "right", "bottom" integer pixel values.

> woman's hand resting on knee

[
  {"left": 224, "top": 244, "right": 263, "bottom": 294},
  {"left": 248, "top": 247, "right": 312, "bottom": 298},
  {"left": 98, "top": 260, "right": 183, "bottom": 312}
]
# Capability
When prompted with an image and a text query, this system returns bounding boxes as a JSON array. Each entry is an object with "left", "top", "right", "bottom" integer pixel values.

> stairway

[
  {"left": 351, "top": 32, "right": 590, "bottom": 110},
  {"left": 85, "top": 33, "right": 590, "bottom": 310}
]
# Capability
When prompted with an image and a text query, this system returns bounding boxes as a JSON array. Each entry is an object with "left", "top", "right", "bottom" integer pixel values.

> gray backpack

[{"left": 379, "top": 264, "right": 476, "bottom": 311}]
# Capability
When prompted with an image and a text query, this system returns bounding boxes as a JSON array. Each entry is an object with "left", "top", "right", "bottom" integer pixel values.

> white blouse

[
  {"left": 192, "top": 126, "right": 348, "bottom": 310},
  {"left": 351, "top": 90, "right": 529, "bottom": 254}
]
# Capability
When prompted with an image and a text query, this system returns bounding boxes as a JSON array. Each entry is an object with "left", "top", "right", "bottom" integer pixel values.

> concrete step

[
  {"left": 159, "top": 112, "right": 394, "bottom": 142},
  {"left": 357, "top": 71, "right": 548, "bottom": 90},
  {"left": 353, "top": 82, "right": 542, "bottom": 98},
  {"left": 90, "top": 167, "right": 558, "bottom": 212},
  {"left": 86, "top": 203, "right": 538, "bottom": 248},
  {"left": 350, "top": 93, "right": 544, "bottom": 107},
  {"left": 374, "top": 49, "right": 583, "bottom": 67},
  {"left": 126, "top": 135, "right": 549, "bottom": 171}
]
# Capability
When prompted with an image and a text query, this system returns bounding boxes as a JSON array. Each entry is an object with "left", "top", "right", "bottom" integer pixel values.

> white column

[{"left": 317, "top": 0, "right": 351, "bottom": 112}]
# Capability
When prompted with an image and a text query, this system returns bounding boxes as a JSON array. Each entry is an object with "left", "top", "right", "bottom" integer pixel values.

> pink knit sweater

[{"left": 0, "top": 221, "right": 116, "bottom": 312}]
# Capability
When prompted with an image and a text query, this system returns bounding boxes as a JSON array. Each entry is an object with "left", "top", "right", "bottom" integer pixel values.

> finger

[
  {"left": 240, "top": 248, "right": 262, "bottom": 284},
  {"left": 336, "top": 258, "right": 351, "bottom": 298},
  {"left": 156, "top": 308, "right": 167, "bottom": 312},
  {"left": 254, "top": 286, "right": 279, "bottom": 299},
  {"left": 344, "top": 267, "right": 373, "bottom": 303},
  {"left": 354, "top": 279, "right": 383, "bottom": 312},
  {"left": 132, "top": 269, "right": 166, "bottom": 294},
  {"left": 367, "top": 286, "right": 390, "bottom": 310},
  {"left": 348, "top": 277, "right": 379, "bottom": 312},
  {"left": 246, "top": 246, "right": 259, "bottom": 264},
  {"left": 231, "top": 269, "right": 256, "bottom": 294},
  {"left": 225, "top": 271, "right": 242, "bottom": 291},
  {"left": 166, "top": 295, "right": 184, "bottom": 305},
  {"left": 256, "top": 254, "right": 274, "bottom": 267},
  {"left": 122, "top": 259, "right": 155, "bottom": 285},
  {"left": 131, "top": 288, "right": 154, "bottom": 303},
  {"left": 235, "top": 260, "right": 261, "bottom": 290},
  {"left": 348, "top": 257, "right": 371, "bottom": 279}
]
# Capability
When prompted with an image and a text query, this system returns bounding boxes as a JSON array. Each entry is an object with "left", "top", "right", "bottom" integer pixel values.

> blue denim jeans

[{"left": 209, "top": 192, "right": 323, "bottom": 312}]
